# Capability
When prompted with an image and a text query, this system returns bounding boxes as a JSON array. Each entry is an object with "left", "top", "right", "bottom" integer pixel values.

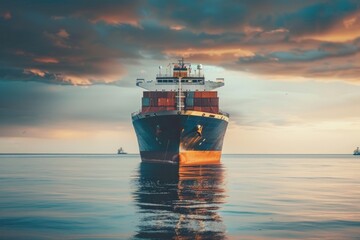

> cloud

[
  {"left": 57, "top": 29, "right": 70, "bottom": 39},
  {"left": 24, "top": 68, "right": 47, "bottom": 77},
  {"left": 33, "top": 57, "right": 59, "bottom": 64},
  {"left": 0, "top": 0, "right": 360, "bottom": 85}
]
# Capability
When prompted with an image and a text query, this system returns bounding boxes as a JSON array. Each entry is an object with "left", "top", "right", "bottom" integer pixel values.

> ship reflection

[{"left": 132, "top": 162, "right": 226, "bottom": 239}]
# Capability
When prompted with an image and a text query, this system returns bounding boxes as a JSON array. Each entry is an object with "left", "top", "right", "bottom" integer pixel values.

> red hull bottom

[{"left": 140, "top": 150, "right": 222, "bottom": 165}]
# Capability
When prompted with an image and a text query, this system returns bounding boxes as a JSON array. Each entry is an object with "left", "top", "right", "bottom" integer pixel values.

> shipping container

[
  {"left": 158, "top": 98, "right": 166, "bottom": 106},
  {"left": 186, "top": 97, "right": 194, "bottom": 106},
  {"left": 142, "top": 97, "right": 150, "bottom": 107},
  {"left": 193, "top": 91, "right": 217, "bottom": 98},
  {"left": 194, "top": 98, "right": 202, "bottom": 106},
  {"left": 141, "top": 106, "right": 150, "bottom": 113},
  {"left": 186, "top": 92, "right": 195, "bottom": 98},
  {"left": 210, "top": 97, "right": 219, "bottom": 106},
  {"left": 144, "top": 91, "right": 176, "bottom": 98},
  {"left": 202, "top": 107, "right": 211, "bottom": 112},
  {"left": 203, "top": 92, "right": 210, "bottom": 98},
  {"left": 150, "top": 98, "right": 157, "bottom": 107},
  {"left": 194, "top": 91, "right": 202, "bottom": 98},
  {"left": 201, "top": 98, "right": 211, "bottom": 106},
  {"left": 142, "top": 91, "right": 219, "bottom": 113},
  {"left": 157, "top": 98, "right": 176, "bottom": 106}
]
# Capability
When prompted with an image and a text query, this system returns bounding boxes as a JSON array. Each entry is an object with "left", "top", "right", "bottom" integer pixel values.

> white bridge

[
  {"left": 136, "top": 59, "right": 224, "bottom": 91},
  {"left": 136, "top": 77, "right": 224, "bottom": 91}
]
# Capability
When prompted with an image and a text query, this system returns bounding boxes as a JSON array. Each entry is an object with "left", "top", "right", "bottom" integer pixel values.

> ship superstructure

[{"left": 132, "top": 59, "right": 229, "bottom": 164}]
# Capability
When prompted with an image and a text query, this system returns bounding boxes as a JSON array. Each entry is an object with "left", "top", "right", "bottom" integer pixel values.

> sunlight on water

[{"left": 0, "top": 154, "right": 359, "bottom": 239}]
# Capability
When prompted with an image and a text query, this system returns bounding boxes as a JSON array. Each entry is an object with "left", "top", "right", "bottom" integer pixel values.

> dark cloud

[
  {"left": 239, "top": 41, "right": 359, "bottom": 63},
  {"left": 234, "top": 38, "right": 360, "bottom": 80},
  {"left": 255, "top": 0, "right": 359, "bottom": 35},
  {"left": 0, "top": 0, "right": 360, "bottom": 85}
]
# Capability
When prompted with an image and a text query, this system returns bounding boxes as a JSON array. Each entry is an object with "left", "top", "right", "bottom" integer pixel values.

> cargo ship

[
  {"left": 117, "top": 147, "right": 127, "bottom": 155},
  {"left": 354, "top": 147, "right": 360, "bottom": 156},
  {"left": 131, "top": 59, "right": 229, "bottom": 164}
]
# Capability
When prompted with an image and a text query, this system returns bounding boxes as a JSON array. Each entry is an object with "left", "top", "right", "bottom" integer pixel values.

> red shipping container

[
  {"left": 201, "top": 98, "right": 211, "bottom": 106},
  {"left": 158, "top": 98, "right": 176, "bottom": 106},
  {"left": 164, "top": 92, "right": 175, "bottom": 97},
  {"left": 210, "top": 97, "right": 219, "bottom": 106},
  {"left": 150, "top": 98, "right": 157, "bottom": 107},
  {"left": 202, "top": 107, "right": 210, "bottom": 112},
  {"left": 194, "top": 91, "right": 217, "bottom": 98},
  {"left": 194, "top": 98, "right": 202, "bottom": 106},
  {"left": 209, "top": 92, "right": 217, "bottom": 97},
  {"left": 194, "top": 91, "right": 202, "bottom": 97},
  {"left": 167, "top": 98, "right": 175, "bottom": 106},
  {"left": 202, "top": 92, "right": 211, "bottom": 98},
  {"left": 211, "top": 107, "right": 219, "bottom": 113},
  {"left": 142, "top": 106, "right": 151, "bottom": 113},
  {"left": 158, "top": 98, "right": 166, "bottom": 106}
]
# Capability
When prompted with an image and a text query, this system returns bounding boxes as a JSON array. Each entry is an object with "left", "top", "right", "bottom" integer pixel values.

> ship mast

[
  {"left": 178, "top": 76, "right": 182, "bottom": 111},
  {"left": 177, "top": 58, "right": 184, "bottom": 112}
]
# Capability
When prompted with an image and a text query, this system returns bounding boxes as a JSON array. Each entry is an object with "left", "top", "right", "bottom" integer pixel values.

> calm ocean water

[{"left": 0, "top": 154, "right": 359, "bottom": 239}]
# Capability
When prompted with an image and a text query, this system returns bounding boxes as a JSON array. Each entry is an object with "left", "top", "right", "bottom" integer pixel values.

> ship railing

[
  {"left": 131, "top": 110, "right": 141, "bottom": 117},
  {"left": 219, "top": 110, "right": 229, "bottom": 117},
  {"left": 156, "top": 73, "right": 205, "bottom": 78}
]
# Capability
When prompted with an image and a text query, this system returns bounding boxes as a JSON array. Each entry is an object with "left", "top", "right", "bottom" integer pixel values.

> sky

[{"left": 0, "top": 0, "right": 360, "bottom": 154}]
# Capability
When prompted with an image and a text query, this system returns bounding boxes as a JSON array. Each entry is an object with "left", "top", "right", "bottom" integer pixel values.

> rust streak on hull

[
  {"left": 179, "top": 151, "right": 222, "bottom": 165},
  {"left": 140, "top": 150, "right": 222, "bottom": 165}
]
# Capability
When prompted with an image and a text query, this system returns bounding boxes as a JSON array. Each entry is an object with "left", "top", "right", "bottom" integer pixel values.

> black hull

[{"left": 132, "top": 111, "right": 228, "bottom": 164}]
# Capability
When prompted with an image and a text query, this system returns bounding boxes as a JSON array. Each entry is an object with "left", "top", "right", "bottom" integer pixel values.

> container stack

[
  {"left": 185, "top": 91, "right": 219, "bottom": 113},
  {"left": 141, "top": 91, "right": 219, "bottom": 114},
  {"left": 142, "top": 91, "right": 177, "bottom": 113}
]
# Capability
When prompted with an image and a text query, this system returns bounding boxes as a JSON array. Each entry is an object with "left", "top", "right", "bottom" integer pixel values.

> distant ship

[
  {"left": 131, "top": 58, "right": 229, "bottom": 164},
  {"left": 117, "top": 147, "right": 127, "bottom": 154},
  {"left": 354, "top": 147, "right": 360, "bottom": 155}
]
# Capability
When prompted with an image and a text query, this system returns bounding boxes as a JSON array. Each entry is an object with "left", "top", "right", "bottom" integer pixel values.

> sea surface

[{"left": 0, "top": 154, "right": 359, "bottom": 240}]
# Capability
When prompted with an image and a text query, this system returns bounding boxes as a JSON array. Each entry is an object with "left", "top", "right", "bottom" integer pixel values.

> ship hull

[{"left": 132, "top": 111, "right": 228, "bottom": 164}]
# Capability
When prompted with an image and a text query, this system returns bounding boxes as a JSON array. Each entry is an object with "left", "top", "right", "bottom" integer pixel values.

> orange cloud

[
  {"left": 299, "top": 11, "right": 360, "bottom": 42},
  {"left": 58, "top": 74, "right": 92, "bottom": 86},
  {"left": 33, "top": 57, "right": 59, "bottom": 64},
  {"left": 243, "top": 25, "right": 263, "bottom": 34},
  {"left": 24, "top": 68, "right": 47, "bottom": 77},
  {"left": 166, "top": 48, "right": 255, "bottom": 58},
  {"left": 57, "top": 29, "right": 70, "bottom": 39},
  {"left": 343, "top": 16, "right": 357, "bottom": 28},
  {"left": 44, "top": 30, "right": 71, "bottom": 48},
  {"left": 170, "top": 25, "right": 185, "bottom": 31},
  {"left": 90, "top": 14, "right": 139, "bottom": 26},
  {"left": 50, "top": 58, "right": 125, "bottom": 86}
]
